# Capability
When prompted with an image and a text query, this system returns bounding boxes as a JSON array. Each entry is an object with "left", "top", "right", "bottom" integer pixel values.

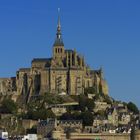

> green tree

[
  {"left": 72, "top": 111, "right": 81, "bottom": 120},
  {"left": 43, "top": 93, "right": 64, "bottom": 104},
  {"left": 84, "top": 87, "right": 96, "bottom": 95},
  {"left": 78, "top": 95, "right": 95, "bottom": 112},
  {"left": 60, "top": 112, "right": 72, "bottom": 120},
  {"left": 127, "top": 102, "right": 139, "bottom": 114},
  {"left": 1, "top": 98, "right": 17, "bottom": 114},
  {"left": 86, "top": 99, "right": 95, "bottom": 111},
  {"left": 24, "top": 108, "right": 55, "bottom": 120},
  {"left": 78, "top": 95, "right": 87, "bottom": 112},
  {"left": 80, "top": 111, "right": 93, "bottom": 126},
  {"left": 45, "top": 109, "right": 56, "bottom": 118},
  {"left": 130, "top": 126, "right": 135, "bottom": 140},
  {"left": 103, "top": 95, "right": 112, "bottom": 104},
  {"left": 95, "top": 110, "right": 106, "bottom": 117}
]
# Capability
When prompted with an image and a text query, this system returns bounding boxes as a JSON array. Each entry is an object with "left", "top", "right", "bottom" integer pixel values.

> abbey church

[{"left": 0, "top": 15, "right": 108, "bottom": 103}]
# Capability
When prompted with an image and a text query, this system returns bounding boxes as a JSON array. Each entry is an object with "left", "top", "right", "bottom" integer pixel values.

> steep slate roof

[
  {"left": 19, "top": 68, "right": 30, "bottom": 72},
  {"left": 54, "top": 38, "right": 64, "bottom": 46},
  {"left": 32, "top": 58, "right": 52, "bottom": 63},
  {"left": 65, "top": 49, "right": 74, "bottom": 53}
]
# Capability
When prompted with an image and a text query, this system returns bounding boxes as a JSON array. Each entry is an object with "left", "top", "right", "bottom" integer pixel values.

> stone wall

[
  {"left": 69, "top": 69, "right": 84, "bottom": 95},
  {"left": 52, "top": 131, "right": 130, "bottom": 140},
  {"left": 22, "top": 119, "right": 38, "bottom": 130},
  {"left": 50, "top": 69, "right": 68, "bottom": 94},
  {"left": 135, "top": 130, "right": 140, "bottom": 140},
  {"left": 0, "top": 46, "right": 109, "bottom": 103},
  {"left": 0, "top": 77, "right": 16, "bottom": 95}
]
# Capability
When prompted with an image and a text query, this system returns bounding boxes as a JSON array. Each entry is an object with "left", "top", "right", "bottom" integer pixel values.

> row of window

[{"left": 55, "top": 48, "right": 63, "bottom": 53}]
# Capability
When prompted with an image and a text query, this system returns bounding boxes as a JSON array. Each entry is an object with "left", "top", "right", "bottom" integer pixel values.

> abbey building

[{"left": 0, "top": 15, "right": 108, "bottom": 102}]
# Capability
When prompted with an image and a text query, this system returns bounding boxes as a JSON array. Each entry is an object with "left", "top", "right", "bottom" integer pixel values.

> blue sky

[{"left": 0, "top": 0, "right": 140, "bottom": 107}]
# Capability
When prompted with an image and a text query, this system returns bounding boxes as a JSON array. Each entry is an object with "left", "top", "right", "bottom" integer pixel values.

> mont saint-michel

[
  {"left": 0, "top": 14, "right": 140, "bottom": 140},
  {"left": 0, "top": 15, "right": 108, "bottom": 103}
]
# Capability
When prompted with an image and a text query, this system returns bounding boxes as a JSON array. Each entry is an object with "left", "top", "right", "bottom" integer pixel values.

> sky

[{"left": 0, "top": 0, "right": 140, "bottom": 108}]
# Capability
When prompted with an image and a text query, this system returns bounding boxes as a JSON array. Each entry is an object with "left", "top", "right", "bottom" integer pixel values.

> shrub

[
  {"left": 1, "top": 98, "right": 17, "bottom": 114},
  {"left": 127, "top": 102, "right": 139, "bottom": 114}
]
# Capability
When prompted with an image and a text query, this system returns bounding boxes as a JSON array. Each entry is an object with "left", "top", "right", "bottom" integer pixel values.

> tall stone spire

[
  {"left": 57, "top": 8, "right": 61, "bottom": 39},
  {"left": 54, "top": 8, "right": 64, "bottom": 46}
]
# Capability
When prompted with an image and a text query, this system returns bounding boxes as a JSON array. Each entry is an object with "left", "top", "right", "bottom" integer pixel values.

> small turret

[
  {"left": 98, "top": 67, "right": 109, "bottom": 95},
  {"left": 74, "top": 49, "right": 77, "bottom": 66},
  {"left": 99, "top": 67, "right": 104, "bottom": 79}
]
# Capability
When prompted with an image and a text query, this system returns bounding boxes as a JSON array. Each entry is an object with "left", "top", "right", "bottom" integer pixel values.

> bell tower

[{"left": 53, "top": 9, "right": 65, "bottom": 59}]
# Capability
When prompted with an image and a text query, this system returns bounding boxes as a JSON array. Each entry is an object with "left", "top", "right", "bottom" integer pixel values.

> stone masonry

[{"left": 0, "top": 15, "right": 108, "bottom": 103}]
